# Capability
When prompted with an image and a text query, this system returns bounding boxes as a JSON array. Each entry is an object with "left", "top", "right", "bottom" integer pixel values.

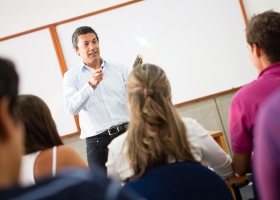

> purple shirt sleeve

[
  {"left": 254, "top": 89, "right": 280, "bottom": 200},
  {"left": 229, "top": 95, "right": 253, "bottom": 154}
]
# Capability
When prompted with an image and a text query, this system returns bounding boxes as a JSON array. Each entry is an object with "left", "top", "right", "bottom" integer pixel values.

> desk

[{"left": 209, "top": 131, "right": 228, "bottom": 154}]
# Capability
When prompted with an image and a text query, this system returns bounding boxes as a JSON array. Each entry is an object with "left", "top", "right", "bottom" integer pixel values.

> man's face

[{"left": 75, "top": 33, "right": 100, "bottom": 66}]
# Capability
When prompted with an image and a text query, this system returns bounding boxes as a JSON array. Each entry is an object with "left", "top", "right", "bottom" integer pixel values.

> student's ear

[
  {"left": 252, "top": 44, "right": 261, "bottom": 57},
  {"left": 0, "top": 97, "right": 13, "bottom": 140}
]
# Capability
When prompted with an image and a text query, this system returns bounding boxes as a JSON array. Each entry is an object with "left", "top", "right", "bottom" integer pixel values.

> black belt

[{"left": 98, "top": 123, "right": 129, "bottom": 136}]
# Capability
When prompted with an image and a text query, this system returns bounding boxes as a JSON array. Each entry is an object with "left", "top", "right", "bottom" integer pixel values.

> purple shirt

[
  {"left": 229, "top": 62, "right": 280, "bottom": 154},
  {"left": 254, "top": 88, "right": 280, "bottom": 200}
]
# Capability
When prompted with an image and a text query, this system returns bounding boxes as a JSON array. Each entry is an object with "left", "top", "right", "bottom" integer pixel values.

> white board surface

[
  {"left": 57, "top": 0, "right": 258, "bottom": 104},
  {"left": 0, "top": 29, "right": 77, "bottom": 136}
]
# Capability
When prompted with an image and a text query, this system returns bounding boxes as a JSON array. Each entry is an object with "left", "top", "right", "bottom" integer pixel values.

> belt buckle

[{"left": 108, "top": 126, "right": 119, "bottom": 135}]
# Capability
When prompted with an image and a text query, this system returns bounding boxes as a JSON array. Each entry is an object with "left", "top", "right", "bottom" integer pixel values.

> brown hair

[
  {"left": 246, "top": 10, "right": 280, "bottom": 63},
  {"left": 126, "top": 64, "right": 198, "bottom": 180},
  {"left": 16, "top": 95, "right": 63, "bottom": 154}
]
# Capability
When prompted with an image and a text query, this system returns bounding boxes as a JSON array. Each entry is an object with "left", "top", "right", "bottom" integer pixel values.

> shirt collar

[
  {"left": 258, "top": 61, "right": 280, "bottom": 79},
  {"left": 80, "top": 57, "right": 107, "bottom": 71}
]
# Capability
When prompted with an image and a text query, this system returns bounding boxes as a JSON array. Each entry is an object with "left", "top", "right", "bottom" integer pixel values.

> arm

[
  {"left": 62, "top": 72, "right": 93, "bottom": 115},
  {"left": 192, "top": 121, "right": 234, "bottom": 179},
  {"left": 62, "top": 69, "right": 103, "bottom": 115},
  {"left": 106, "top": 148, "right": 122, "bottom": 182},
  {"left": 232, "top": 152, "right": 251, "bottom": 176},
  {"left": 229, "top": 98, "right": 253, "bottom": 176}
]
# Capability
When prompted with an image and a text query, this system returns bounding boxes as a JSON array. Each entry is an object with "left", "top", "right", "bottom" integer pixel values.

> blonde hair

[{"left": 126, "top": 64, "right": 198, "bottom": 180}]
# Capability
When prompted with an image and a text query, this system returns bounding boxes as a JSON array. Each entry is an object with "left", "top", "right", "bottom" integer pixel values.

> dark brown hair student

[
  {"left": 16, "top": 95, "right": 63, "bottom": 154},
  {"left": 246, "top": 10, "right": 280, "bottom": 63}
]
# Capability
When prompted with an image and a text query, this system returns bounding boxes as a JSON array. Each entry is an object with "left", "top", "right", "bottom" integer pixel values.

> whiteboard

[
  {"left": 56, "top": 0, "right": 257, "bottom": 104},
  {"left": 0, "top": 29, "right": 77, "bottom": 136},
  {"left": 0, "top": 0, "right": 133, "bottom": 38}
]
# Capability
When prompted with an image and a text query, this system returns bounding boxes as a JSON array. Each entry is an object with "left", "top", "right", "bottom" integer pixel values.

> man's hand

[{"left": 89, "top": 69, "right": 103, "bottom": 88}]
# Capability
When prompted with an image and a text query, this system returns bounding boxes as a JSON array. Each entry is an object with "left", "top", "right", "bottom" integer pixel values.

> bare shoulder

[
  {"left": 56, "top": 145, "right": 88, "bottom": 169},
  {"left": 57, "top": 145, "right": 77, "bottom": 154}
]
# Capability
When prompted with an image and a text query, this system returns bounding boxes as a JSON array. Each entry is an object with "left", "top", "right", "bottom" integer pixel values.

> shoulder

[
  {"left": 181, "top": 117, "right": 208, "bottom": 138},
  {"left": 56, "top": 145, "right": 88, "bottom": 168},
  {"left": 64, "top": 66, "right": 82, "bottom": 78},
  {"left": 231, "top": 80, "right": 261, "bottom": 105},
  {"left": 57, "top": 145, "right": 77, "bottom": 154},
  {"left": 105, "top": 60, "right": 129, "bottom": 71}
]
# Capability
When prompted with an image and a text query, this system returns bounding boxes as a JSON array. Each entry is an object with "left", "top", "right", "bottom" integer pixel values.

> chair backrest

[{"left": 123, "top": 162, "right": 234, "bottom": 200}]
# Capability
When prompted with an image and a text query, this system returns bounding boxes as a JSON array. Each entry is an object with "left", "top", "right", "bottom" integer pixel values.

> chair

[
  {"left": 226, "top": 173, "right": 256, "bottom": 200},
  {"left": 123, "top": 162, "right": 234, "bottom": 200}
]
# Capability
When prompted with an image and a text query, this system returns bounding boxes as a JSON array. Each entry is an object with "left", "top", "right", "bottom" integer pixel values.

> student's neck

[
  {"left": 0, "top": 164, "right": 18, "bottom": 188},
  {"left": 258, "top": 58, "right": 272, "bottom": 74},
  {"left": 0, "top": 146, "right": 20, "bottom": 188}
]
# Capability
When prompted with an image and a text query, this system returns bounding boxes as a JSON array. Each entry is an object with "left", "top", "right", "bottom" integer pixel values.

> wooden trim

[
  {"left": 53, "top": 0, "right": 143, "bottom": 26},
  {"left": 61, "top": 131, "right": 80, "bottom": 139},
  {"left": 239, "top": 0, "right": 248, "bottom": 24},
  {"left": 0, "top": 0, "right": 142, "bottom": 42},
  {"left": 0, "top": 25, "right": 50, "bottom": 42},
  {"left": 49, "top": 25, "right": 81, "bottom": 133},
  {"left": 174, "top": 87, "right": 242, "bottom": 108},
  {"left": 49, "top": 25, "right": 68, "bottom": 76}
]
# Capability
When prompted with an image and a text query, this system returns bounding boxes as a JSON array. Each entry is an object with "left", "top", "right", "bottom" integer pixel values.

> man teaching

[{"left": 62, "top": 26, "right": 130, "bottom": 171}]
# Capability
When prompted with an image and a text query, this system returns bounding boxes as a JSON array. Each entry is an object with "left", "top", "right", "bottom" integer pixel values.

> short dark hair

[
  {"left": 0, "top": 58, "right": 19, "bottom": 118},
  {"left": 16, "top": 95, "right": 63, "bottom": 154},
  {"left": 72, "top": 26, "right": 99, "bottom": 49},
  {"left": 246, "top": 10, "right": 280, "bottom": 63}
]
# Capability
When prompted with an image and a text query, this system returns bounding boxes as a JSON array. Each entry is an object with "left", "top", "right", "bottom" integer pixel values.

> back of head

[
  {"left": 0, "top": 58, "right": 24, "bottom": 188},
  {"left": 0, "top": 58, "right": 19, "bottom": 119},
  {"left": 126, "top": 64, "right": 198, "bottom": 179},
  {"left": 246, "top": 10, "right": 280, "bottom": 64},
  {"left": 16, "top": 95, "right": 63, "bottom": 154},
  {"left": 72, "top": 26, "right": 99, "bottom": 49}
]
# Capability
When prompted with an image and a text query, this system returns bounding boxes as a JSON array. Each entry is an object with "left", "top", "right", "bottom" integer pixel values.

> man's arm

[
  {"left": 62, "top": 69, "right": 103, "bottom": 115},
  {"left": 229, "top": 97, "right": 253, "bottom": 176},
  {"left": 232, "top": 152, "right": 252, "bottom": 176}
]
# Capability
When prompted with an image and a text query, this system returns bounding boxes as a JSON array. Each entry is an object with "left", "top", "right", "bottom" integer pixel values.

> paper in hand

[{"left": 133, "top": 55, "right": 143, "bottom": 68}]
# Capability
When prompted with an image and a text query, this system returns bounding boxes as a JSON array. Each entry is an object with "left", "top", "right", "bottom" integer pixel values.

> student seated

[
  {"left": 229, "top": 10, "right": 280, "bottom": 176},
  {"left": 16, "top": 94, "right": 88, "bottom": 186},
  {"left": 0, "top": 57, "right": 142, "bottom": 200},
  {"left": 106, "top": 64, "right": 234, "bottom": 182}
]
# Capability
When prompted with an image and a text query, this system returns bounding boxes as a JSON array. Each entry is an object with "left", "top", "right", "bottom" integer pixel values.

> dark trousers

[{"left": 86, "top": 131, "right": 124, "bottom": 172}]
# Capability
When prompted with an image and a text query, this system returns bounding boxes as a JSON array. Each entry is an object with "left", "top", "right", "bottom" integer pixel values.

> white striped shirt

[{"left": 62, "top": 59, "right": 130, "bottom": 139}]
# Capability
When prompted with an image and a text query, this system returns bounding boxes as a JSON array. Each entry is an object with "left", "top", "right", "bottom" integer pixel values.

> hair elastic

[{"left": 144, "top": 88, "right": 153, "bottom": 99}]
